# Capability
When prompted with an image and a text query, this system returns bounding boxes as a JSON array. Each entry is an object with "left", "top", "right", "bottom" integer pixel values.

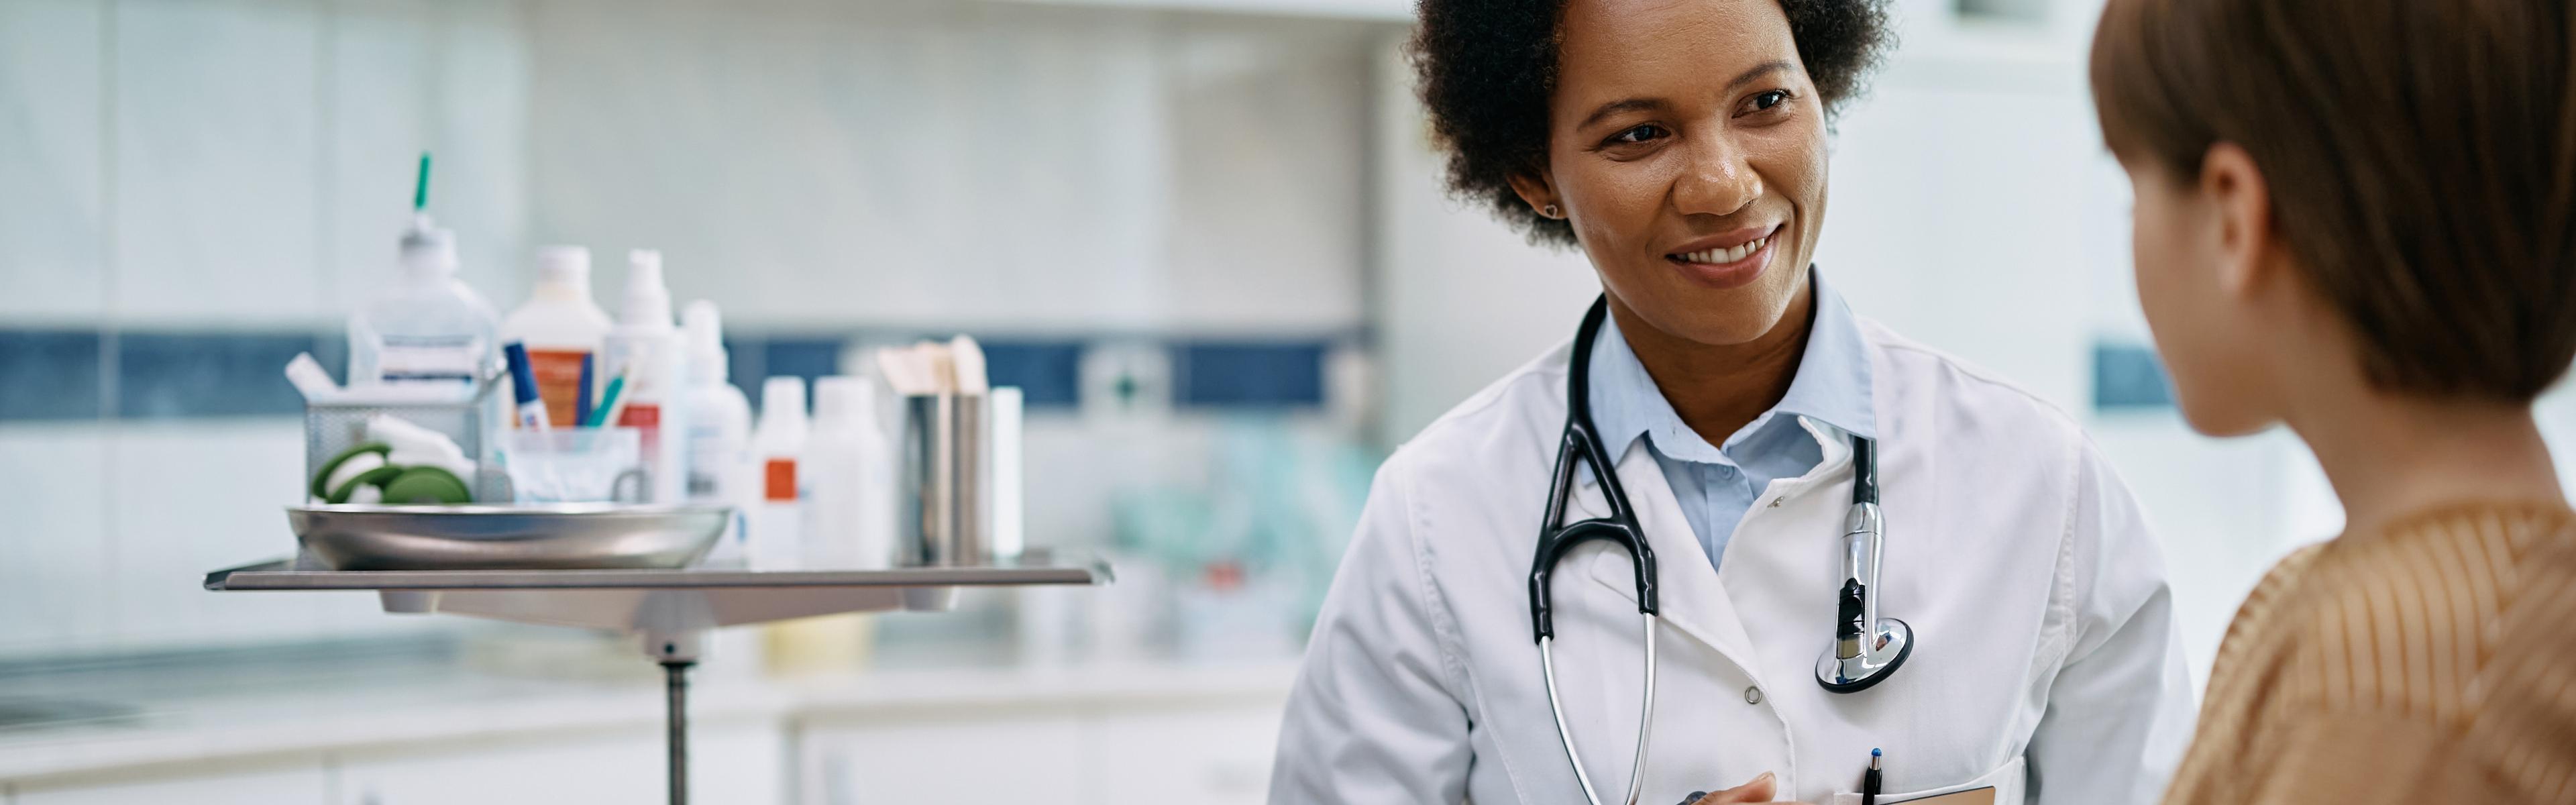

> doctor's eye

[
  {"left": 1738, "top": 89, "right": 1795, "bottom": 116},
  {"left": 1603, "top": 123, "right": 1668, "bottom": 146}
]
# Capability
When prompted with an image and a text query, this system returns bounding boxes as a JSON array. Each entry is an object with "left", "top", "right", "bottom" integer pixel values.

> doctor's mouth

[{"left": 1662, "top": 223, "right": 1783, "bottom": 291}]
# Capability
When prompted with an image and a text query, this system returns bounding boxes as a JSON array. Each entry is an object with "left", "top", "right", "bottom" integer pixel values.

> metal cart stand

[{"left": 204, "top": 557, "right": 1111, "bottom": 805}]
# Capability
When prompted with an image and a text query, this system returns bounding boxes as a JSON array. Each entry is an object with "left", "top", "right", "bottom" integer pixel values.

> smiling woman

[
  {"left": 1268, "top": 1, "right": 2200, "bottom": 804},
  {"left": 1414, "top": 0, "right": 1891, "bottom": 430}
]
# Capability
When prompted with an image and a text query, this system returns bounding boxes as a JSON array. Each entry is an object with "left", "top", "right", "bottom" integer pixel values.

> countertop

[{"left": 0, "top": 633, "right": 1301, "bottom": 786}]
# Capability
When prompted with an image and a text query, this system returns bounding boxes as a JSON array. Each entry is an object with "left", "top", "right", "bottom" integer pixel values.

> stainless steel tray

[{"left": 287, "top": 504, "right": 729, "bottom": 571}]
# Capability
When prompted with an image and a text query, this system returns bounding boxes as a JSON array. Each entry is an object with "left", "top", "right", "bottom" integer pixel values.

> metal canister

[{"left": 900, "top": 392, "right": 992, "bottom": 566}]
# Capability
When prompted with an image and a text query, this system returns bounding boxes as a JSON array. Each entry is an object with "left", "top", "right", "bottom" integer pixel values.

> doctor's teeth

[{"left": 1683, "top": 237, "right": 1766, "bottom": 264}]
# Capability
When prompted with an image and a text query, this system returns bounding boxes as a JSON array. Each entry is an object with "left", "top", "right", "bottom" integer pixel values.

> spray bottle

[
  {"left": 680, "top": 302, "right": 755, "bottom": 566},
  {"left": 602, "top": 250, "right": 688, "bottom": 502}
]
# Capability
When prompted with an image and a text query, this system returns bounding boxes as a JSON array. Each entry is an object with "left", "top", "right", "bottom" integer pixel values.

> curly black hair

[{"left": 1409, "top": 0, "right": 1894, "bottom": 247}]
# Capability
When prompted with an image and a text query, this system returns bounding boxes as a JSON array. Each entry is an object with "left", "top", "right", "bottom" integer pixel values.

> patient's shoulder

[{"left": 2281, "top": 504, "right": 2576, "bottom": 723}]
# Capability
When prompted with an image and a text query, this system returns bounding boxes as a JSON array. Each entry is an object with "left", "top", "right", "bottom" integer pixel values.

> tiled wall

[
  {"left": 0, "top": 0, "right": 531, "bottom": 661},
  {"left": 0, "top": 0, "right": 1382, "bottom": 661}
]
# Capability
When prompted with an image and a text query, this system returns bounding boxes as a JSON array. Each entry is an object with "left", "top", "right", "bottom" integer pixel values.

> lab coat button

[{"left": 1743, "top": 686, "right": 1763, "bottom": 704}]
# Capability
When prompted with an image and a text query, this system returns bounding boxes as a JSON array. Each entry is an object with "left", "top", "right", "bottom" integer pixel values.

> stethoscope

[{"left": 1529, "top": 296, "right": 1915, "bottom": 805}]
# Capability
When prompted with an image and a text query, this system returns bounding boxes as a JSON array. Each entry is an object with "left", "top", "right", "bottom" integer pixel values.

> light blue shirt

[{"left": 1586, "top": 269, "right": 1877, "bottom": 572}]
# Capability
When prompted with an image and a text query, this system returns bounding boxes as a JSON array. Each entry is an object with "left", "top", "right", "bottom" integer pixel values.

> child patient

[{"left": 2089, "top": 0, "right": 2576, "bottom": 801}]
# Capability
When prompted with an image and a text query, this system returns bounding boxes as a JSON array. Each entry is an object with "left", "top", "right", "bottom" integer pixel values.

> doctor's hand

[{"left": 1676, "top": 771, "right": 1817, "bottom": 804}]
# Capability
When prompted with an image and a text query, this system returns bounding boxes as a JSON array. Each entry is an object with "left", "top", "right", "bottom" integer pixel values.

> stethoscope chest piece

[
  {"left": 1811, "top": 439, "right": 1913, "bottom": 694},
  {"left": 1815, "top": 616, "right": 1913, "bottom": 693}
]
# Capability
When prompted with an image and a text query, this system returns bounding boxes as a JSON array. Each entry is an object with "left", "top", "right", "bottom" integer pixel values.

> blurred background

[{"left": 7, "top": 0, "right": 2576, "bottom": 802}]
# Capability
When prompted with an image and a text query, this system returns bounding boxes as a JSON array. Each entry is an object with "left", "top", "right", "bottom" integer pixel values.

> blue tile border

[
  {"left": 0, "top": 330, "right": 106, "bottom": 421},
  {"left": 2092, "top": 340, "right": 2176, "bottom": 411},
  {"left": 1174, "top": 341, "right": 1328, "bottom": 409},
  {"left": 116, "top": 331, "right": 321, "bottom": 419},
  {"left": 979, "top": 340, "right": 1084, "bottom": 409},
  {"left": 0, "top": 328, "right": 1350, "bottom": 421},
  {"left": 15, "top": 329, "right": 2183, "bottom": 418}
]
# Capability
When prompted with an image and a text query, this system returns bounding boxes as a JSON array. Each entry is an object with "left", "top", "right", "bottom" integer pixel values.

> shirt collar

[{"left": 1585, "top": 267, "right": 1878, "bottom": 465}]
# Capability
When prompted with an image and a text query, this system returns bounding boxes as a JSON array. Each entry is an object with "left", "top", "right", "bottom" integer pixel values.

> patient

[{"left": 2088, "top": 0, "right": 2576, "bottom": 802}]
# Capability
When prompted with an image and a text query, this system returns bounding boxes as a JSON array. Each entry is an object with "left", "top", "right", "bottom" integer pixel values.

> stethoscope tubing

[{"left": 1535, "top": 293, "right": 1899, "bottom": 805}]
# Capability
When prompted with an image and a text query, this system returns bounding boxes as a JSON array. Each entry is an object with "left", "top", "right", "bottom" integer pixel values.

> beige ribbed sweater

[{"left": 2162, "top": 503, "right": 2576, "bottom": 804}]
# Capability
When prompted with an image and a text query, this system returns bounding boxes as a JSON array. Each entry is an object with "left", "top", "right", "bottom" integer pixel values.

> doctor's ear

[
  {"left": 2199, "top": 143, "right": 2279, "bottom": 299},
  {"left": 1506, "top": 172, "right": 1564, "bottom": 220}
]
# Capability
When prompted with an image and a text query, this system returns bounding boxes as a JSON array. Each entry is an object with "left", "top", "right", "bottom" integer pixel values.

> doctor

[{"left": 1269, "top": 0, "right": 2195, "bottom": 803}]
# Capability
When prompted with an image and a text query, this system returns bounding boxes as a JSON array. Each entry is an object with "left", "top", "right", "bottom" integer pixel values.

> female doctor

[{"left": 1268, "top": 0, "right": 2196, "bottom": 803}]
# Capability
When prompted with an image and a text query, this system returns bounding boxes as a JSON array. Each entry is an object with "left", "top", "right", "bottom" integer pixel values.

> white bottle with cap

[
  {"left": 748, "top": 376, "right": 809, "bottom": 569},
  {"left": 806, "top": 376, "right": 895, "bottom": 570},
  {"left": 500, "top": 247, "right": 612, "bottom": 429},
  {"left": 680, "top": 301, "right": 755, "bottom": 566},
  {"left": 601, "top": 250, "right": 688, "bottom": 503},
  {"left": 348, "top": 215, "right": 500, "bottom": 392}
]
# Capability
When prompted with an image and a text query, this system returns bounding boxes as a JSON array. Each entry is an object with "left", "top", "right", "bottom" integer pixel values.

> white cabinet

[
  {"left": 797, "top": 710, "right": 1085, "bottom": 804},
  {"left": 337, "top": 724, "right": 783, "bottom": 805},
  {"left": 15, "top": 766, "right": 328, "bottom": 805},
  {"left": 795, "top": 696, "right": 1287, "bottom": 805},
  {"left": 1085, "top": 703, "right": 1281, "bottom": 805}
]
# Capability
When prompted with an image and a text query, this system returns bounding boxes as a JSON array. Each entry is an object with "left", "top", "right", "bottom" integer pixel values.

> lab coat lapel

[{"left": 1568, "top": 435, "right": 1759, "bottom": 663}]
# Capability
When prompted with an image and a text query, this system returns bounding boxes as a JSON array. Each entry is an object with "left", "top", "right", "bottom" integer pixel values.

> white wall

[
  {"left": 519, "top": 0, "right": 1373, "bottom": 335},
  {"left": 0, "top": 0, "right": 1385, "bottom": 661},
  {"left": 0, "top": 0, "right": 527, "bottom": 660}
]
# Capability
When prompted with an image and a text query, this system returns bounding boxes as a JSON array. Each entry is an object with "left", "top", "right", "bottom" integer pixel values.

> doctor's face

[{"left": 1525, "top": 0, "right": 1829, "bottom": 347}]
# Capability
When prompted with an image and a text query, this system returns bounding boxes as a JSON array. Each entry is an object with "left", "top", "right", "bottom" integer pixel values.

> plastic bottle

[
  {"left": 349, "top": 218, "right": 502, "bottom": 394},
  {"left": 601, "top": 250, "right": 688, "bottom": 503},
  {"left": 748, "top": 376, "right": 809, "bottom": 569},
  {"left": 680, "top": 301, "right": 755, "bottom": 566},
  {"left": 350, "top": 154, "right": 500, "bottom": 398},
  {"left": 500, "top": 246, "right": 613, "bottom": 429},
  {"left": 767, "top": 375, "right": 880, "bottom": 675},
  {"left": 807, "top": 376, "right": 895, "bottom": 570}
]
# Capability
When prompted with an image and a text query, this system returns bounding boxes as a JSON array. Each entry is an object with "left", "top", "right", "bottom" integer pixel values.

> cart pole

[{"left": 663, "top": 659, "right": 693, "bottom": 805}]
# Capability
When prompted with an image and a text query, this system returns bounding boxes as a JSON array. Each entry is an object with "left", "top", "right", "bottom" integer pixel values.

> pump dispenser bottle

[
  {"left": 602, "top": 250, "right": 687, "bottom": 502},
  {"left": 681, "top": 301, "right": 755, "bottom": 566}
]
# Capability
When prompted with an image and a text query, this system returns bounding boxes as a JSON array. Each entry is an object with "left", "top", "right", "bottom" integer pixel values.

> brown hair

[{"left": 2090, "top": 0, "right": 2576, "bottom": 400}]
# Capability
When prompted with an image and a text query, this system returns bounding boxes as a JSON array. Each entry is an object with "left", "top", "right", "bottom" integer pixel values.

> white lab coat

[{"left": 1271, "top": 320, "right": 2196, "bottom": 804}]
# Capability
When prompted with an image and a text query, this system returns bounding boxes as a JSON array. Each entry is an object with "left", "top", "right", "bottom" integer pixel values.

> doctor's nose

[{"left": 1670, "top": 135, "right": 1763, "bottom": 219}]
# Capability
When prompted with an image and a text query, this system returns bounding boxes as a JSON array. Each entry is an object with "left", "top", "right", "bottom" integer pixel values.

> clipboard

[{"left": 1885, "top": 786, "right": 1996, "bottom": 804}]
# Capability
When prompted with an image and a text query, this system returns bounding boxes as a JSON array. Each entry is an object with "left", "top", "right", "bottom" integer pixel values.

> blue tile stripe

[
  {"left": 2092, "top": 340, "right": 2176, "bottom": 410},
  {"left": 0, "top": 330, "right": 107, "bottom": 421},
  {"left": 1174, "top": 341, "right": 1328, "bottom": 409},
  {"left": 979, "top": 341, "right": 1085, "bottom": 408},
  {"left": 2, "top": 329, "right": 2180, "bottom": 420},
  {"left": 0, "top": 325, "right": 1360, "bottom": 418},
  {"left": 0, "top": 329, "right": 1328, "bottom": 421},
  {"left": 116, "top": 331, "right": 324, "bottom": 419},
  {"left": 728, "top": 333, "right": 1339, "bottom": 415}
]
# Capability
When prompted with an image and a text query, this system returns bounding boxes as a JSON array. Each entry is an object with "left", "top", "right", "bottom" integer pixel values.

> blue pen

[
  {"left": 503, "top": 343, "right": 549, "bottom": 431},
  {"left": 1863, "top": 748, "right": 1882, "bottom": 805},
  {"left": 574, "top": 352, "right": 595, "bottom": 427}
]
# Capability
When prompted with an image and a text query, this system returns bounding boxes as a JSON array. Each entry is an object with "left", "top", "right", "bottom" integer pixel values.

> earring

[{"left": 1542, "top": 204, "right": 1561, "bottom": 219}]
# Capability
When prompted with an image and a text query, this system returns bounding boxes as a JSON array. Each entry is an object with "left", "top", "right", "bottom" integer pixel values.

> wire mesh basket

[{"left": 303, "top": 394, "right": 509, "bottom": 503}]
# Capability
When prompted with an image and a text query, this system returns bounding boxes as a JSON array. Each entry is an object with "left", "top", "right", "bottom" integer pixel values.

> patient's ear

[{"left": 2200, "top": 144, "right": 2278, "bottom": 301}]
